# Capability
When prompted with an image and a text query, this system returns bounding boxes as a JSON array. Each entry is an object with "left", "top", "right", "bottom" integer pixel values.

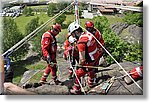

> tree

[
  {"left": 47, "top": 3, "right": 57, "bottom": 17},
  {"left": 23, "top": 6, "right": 34, "bottom": 16},
  {"left": 57, "top": 2, "right": 69, "bottom": 11},
  {"left": 24, "top": 17, "right": 41, "bottom": 54},
  {"left": 2, "top": 18, "right": 28, "bottom": 61},
  {"left": 94, "top": 16, "right": 111, "bottom": 34},
  {"left": 123, "top": 13, "right": 143, "bottom": 27},
  {"left": 54, "top": 14, "right": 66, "bottom": 26},
  {"left": 25, "top": 17, "right": 39, "bottom": 35}
]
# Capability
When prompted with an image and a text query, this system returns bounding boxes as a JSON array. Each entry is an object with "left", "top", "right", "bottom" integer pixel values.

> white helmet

[
  {"left": 68, "top": 36, "right": 77, "bottom": 44},
  {"left": 68, "top": 22, "right": 80, "bottom": 34}
]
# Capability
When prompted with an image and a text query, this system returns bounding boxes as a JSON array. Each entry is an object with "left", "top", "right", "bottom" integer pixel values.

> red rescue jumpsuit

[
  {"left": 72, "top": 32, "right": 101, "bottom": 93},
  {"left": 90, "top": 29, "right": 104, "bottom": 56},
  {"left": 40, "top": 30, "right": 58, "bottom": 82}
]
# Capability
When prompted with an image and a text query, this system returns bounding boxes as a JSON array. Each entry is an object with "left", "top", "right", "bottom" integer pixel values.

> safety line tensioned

[
  {"left": 68, "top": 55, "right": 86, "bottom": 95},
  {"left": 12, "top": 3, "right": 74, "bottom": 53},
  {"left": 80, "top": 26, "right": 143, "bottom": 91},
  {"left": 2, "top": 1, "right": 74, "bottom": 57}
]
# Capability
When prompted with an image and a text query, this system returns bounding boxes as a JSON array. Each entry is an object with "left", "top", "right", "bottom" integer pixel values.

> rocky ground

[
  {"left": 18, "top": 59, "right": 143, "bottom": 95},
  {"left": 111, "top": 23, "right": 143, "bottom": 44}
]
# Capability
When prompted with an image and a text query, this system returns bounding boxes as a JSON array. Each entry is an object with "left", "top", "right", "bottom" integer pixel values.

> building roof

[
  {"left": 97, "top": 6, "right": 114, "bottom": 13},
  {"left": 90, "top": 0, "right": 123, "bottom": 4}
]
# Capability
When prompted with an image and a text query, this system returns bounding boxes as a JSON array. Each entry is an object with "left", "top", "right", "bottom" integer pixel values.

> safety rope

[
  {"left": 68, "top": 54, "right": 86, "bottom": 95},
  {"left": 80, "top": 26, "right": 143, "bottom": 91},
  {"left": 13, "top": 4, "right": 74, "bottom": 53},
  {"left": 114, "top": 70, "right": 141, "bottom": 80},
  {"left": 2, "top": 2, "right": 74, "bottom": 57}
]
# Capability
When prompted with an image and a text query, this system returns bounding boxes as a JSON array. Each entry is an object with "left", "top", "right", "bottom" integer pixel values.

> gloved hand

[
  {"left": 47, "top": 55, "right": 51, "bottom": 64},
  {"left": 79, "top": 59, "right": 86, "bottom": 66}
]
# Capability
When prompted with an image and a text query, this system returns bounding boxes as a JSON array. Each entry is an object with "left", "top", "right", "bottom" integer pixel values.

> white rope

[
  {"left": 68, "top": 55, "right": 86, "bottom": 95},
  {"left": 80, "top": 26, "right": 143, "bottom": 91},
  {"left": 114, "top": 70, "right": 140, "bottom": 80},
  {"left": 14, "top": 4, "right": 74, "bottom": 52},
  {"left": 2, "top": 2, "right": 74, "bottom": 57}
]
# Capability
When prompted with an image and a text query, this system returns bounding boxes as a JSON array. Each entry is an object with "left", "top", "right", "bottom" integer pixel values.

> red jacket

[
  {"left": 63, "top": 39, "right": 79, "bottom": 60},
  {"left": 94, "top": 29, "right": 104, "bottom": 49},
  {"left": 78, "top": 32, "right": 100, "bottom": 62},
  {"left": 41, "top": 30, "right": 57, "bottom": 60}
]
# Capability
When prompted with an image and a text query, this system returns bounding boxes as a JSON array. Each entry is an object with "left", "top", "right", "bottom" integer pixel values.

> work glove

[
  {"left": 79, "top": 59, "right": 86, "bottom": 66},
  {"left": 47, "top": 55, "right": 51, "bottom": 64}
]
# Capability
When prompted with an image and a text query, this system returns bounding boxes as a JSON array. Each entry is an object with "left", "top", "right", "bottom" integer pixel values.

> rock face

[
  {"left": 111, "top": 22, "right": 128, "bottom": 35},
  {"left": 111, "top": 23, "right": 143, "bottom": 44},
  {"left": 100, "top": 62, "right": 143, "bottom": 95},
  {"left": 128, "top": 24, "right": 143, "bottom": 44},
  {"left": 28, "top": 84, "right": 69, "bottom": 95}
]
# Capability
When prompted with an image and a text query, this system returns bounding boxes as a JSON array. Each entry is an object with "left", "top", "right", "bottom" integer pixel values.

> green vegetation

[
  {"left": 47, "top": 2, "right": 70, "bottom": 17},
  {"left": 123, "top": 12, "right": 143, "bottom": 27},
  {"left": 125, "top": 43, "right": 143, "bottom": 62},
  {"left": 47, "top": 3, "right": 57, "bottom": 17},
  {"left": 93, "top": 16, "right": 142, "bottom": 64},
  {"left": 14, "top": 12, "right": 50, "bottom": 34},
  {"left": 54, "top": 14, "right": 66, "bottom": 26},
  {"left": 23, "top": 6, "right": 34, "bottom": 16},
  {"left": 25, "top": 17, "right": 40, "bottom": 35},
  {"left": 105, "top": 15, "right": 123, "bottom": 25},
  {"left": 2, "top": 17, "right": 28, "bottom": 61}
]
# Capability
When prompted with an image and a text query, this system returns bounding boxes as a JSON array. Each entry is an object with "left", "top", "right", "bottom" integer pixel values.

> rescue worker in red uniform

[
  {"left": 40, "top": 23, "right": 61, "bottom": 85},
  {"left": 124, "top": 66, "right": 143, "bottom": 85},
  {"left": 63, "top": 34, "right": 79, "bottom": 79},
  {"left": 85, "top": 21, "right": 105, "bottom": 66},
  {"left": 68, "top": 22, "right": 101, "bottom": 94}
]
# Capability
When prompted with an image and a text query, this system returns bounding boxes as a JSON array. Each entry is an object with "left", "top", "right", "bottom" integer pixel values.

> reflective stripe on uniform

[
  {"left": 135, "top": 67, "right": 143, "bottom": 77},
  {"left": 89, "top": 47, "right": 98, "bottom": 60}
]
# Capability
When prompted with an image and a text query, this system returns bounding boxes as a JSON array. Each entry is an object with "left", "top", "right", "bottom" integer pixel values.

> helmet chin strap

[
  {"left": 75, "top": 34, "right": 79, "bottom": 40},
  {"left": 51, "top": 30, "right": 58, "bottom": 36}
]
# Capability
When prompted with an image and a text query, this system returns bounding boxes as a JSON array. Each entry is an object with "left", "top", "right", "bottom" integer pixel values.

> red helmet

[
  {"left": 52, "top": 23, "right": 61, "bottom": 32},
  {"left": 85, "top": 21, "right": 94, "bottom": 28}
]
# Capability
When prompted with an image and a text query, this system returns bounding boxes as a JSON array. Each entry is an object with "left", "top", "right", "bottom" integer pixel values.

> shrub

[
  {"left": 54, "top": 14, "right": 66, "bottom": 26},
  {"left": 47, "top": 3, "right": 57, "bottom": 17},
  {"left": 124, "top": 43, "right": 143, "bottom": 62},
  {"left": 123, "top": 13, "right": 143, "bottom": 27},
  {"left": 25, "top": 17, "right": 39, "bottom": 35},
  {"left": 23, "top": 6, "right": 34, "bottom": 16}
]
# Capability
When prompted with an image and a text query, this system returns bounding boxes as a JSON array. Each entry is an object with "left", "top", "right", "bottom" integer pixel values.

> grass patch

[
  {"left": 29, "top": 5, "right": 48, "bottom": 9},
  {"left": 14, "top": 12, "right": 50, "bottom": 34},
  {"left": 104, "top": 14, "right": 123, "bottom": 25}
]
